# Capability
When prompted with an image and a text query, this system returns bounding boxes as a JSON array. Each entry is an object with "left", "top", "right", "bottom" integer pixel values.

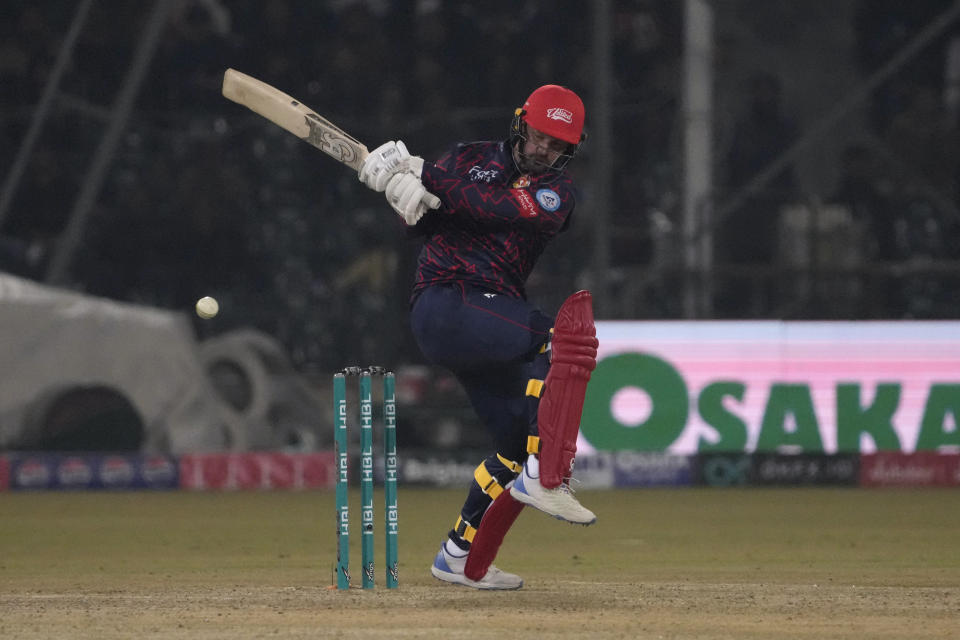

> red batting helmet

[{"left": 519, "top": 85, "right": 585, "bottom": 145}]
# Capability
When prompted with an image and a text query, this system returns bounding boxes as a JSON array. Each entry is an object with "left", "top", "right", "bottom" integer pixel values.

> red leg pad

[
  {"left": 538, "top": 290, "right": 598, "bottom": 488},
  {"left": 463, "top": 491, "right": 525, "bottom": 581}
]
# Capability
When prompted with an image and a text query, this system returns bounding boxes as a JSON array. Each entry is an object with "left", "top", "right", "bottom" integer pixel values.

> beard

[{"left": 512, "top": 144, "right": 553, "bottom": 175}]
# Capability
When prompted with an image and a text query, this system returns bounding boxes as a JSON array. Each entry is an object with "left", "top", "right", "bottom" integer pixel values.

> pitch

[{"left": 1, "top": 488, "right": 957, "bottom": 638}]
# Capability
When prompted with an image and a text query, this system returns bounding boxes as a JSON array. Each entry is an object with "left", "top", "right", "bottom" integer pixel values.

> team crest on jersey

[
  {"left": 546, "top": 107, "right": 573, "bottom": 123},
  {"left": 512, "top": 175, "right": 531, "bottom": 188},
  {"left": 535, "top": 188, "right": 561, "bottom": 212}
]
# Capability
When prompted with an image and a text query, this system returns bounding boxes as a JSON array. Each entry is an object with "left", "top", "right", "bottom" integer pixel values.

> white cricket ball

[{"left": 195, "top": 296, "right": 219, "bottom": 319}]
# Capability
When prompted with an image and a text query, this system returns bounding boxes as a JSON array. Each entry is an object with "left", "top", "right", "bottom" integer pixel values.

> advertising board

[{"left": 581, "top": 322, "right": 960, "bottom": 454}]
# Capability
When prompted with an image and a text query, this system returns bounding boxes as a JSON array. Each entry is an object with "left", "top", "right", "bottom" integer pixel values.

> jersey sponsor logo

[
  {"left": 512, "top": 175, "right": 531, "bottom": 188},
  {"left": 468, "top": 166, "right": 500, "bottom": 183},
  {"left": 513, "top": 189, "right": 539, "bottom": 217},
  {"left": 535, "top": 188, "right": 561, "bottom": 212},
  {"left": 546, "top": 107, "right": 573, "bottom": 123}
]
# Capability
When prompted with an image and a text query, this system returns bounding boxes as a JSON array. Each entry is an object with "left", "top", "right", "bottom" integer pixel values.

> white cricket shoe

[
  {"left": 430, "top": 543, "right": 523, "bottom": 590},
  {"left": 510, "top": 456, "right": 597, "bottom": 525}
]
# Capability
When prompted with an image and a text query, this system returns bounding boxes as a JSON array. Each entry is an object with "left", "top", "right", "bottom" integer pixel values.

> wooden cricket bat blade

[{"left": 221, "top": 68, "right": 369, "bottom": 172}]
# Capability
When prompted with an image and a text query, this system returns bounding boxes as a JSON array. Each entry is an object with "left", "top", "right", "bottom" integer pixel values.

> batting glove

[
  {"left": 385, "top": 172, "right": 440, "bottom": 225},
  {"left": 358, "top": 140, "right": 424, "bottom": 192}
]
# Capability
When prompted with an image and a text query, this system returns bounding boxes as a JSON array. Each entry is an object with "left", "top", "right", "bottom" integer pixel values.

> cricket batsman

[{"left": 357, "top": 84, "right": 598, "bottom": 590}]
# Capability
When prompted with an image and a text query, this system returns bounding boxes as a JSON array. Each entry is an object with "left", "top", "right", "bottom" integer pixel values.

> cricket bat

[
  {"left": 222, "top": 69, "right": 440, "bottom": 210},
  {"left": 221, "top": 68, "right": 370, "bottom": 171}
]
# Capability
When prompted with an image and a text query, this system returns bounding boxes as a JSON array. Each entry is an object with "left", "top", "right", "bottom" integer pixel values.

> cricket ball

[{"left": 195, "top": 296, "right": 219, "bottom": 319}]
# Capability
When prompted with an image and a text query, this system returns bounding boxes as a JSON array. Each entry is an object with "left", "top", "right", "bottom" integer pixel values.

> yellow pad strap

[
  {"left": 527, "top": 435, "right": 541, "bottom": 455},
  {"left": 526, "top": 379, "right": 544, "bottom": 398},
  {"left": 496, "top": 454, "right": 522, "bottom": 474},
  {"left": 454, "top": 516, "right": 477, "bottom": 543},
  {"left": 474, "top": 461, "right": 504, "bottom": 500}
]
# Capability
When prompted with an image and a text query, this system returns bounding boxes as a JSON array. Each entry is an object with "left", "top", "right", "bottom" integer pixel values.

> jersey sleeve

[
  {"left": 432, "top": 144, "right": 459, "bottom": 172},
  {"left": 420, "top": 162, "right": 574, "bottom": 234}
]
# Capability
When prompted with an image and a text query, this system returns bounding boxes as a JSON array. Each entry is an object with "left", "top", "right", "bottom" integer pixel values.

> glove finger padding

[
  {"left": 398, "top": 175, "right": 424, "bottom": 212},
  {"left": 384, "top": 171, "right": 409, "bottom": 204},
  {"left": 395, "top": 172, "right": 441, "bottom": 209},
  {"left": 398, "top": 175, "right": 427, "bottom": 225},
  {"left": 407, "top": 202, "right": 429, "bottom": 225},
  {"left": 386, "top": 172, "right": 432, "bottom": 226}
]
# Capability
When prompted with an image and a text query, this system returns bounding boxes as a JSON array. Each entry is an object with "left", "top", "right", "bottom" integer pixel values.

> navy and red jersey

[{"left": 412, "top": 140, "right": 577, "bottom": 300}]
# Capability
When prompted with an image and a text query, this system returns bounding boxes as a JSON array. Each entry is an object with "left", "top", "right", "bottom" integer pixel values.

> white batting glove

[
  {"left": 392, "top": 141, "right": 425, "bottom": 178},
  {"left": 385, "top": 172, "right": 441, "bottom": 225},
  {"left": 407, "top": 154, "right": 424, "bottom": 178},
  {"left": 358, "top": 140, "right": 409, "bottom": 192},
  {"left": 358, "top": 140, "right": 426, "bottom": 192}
]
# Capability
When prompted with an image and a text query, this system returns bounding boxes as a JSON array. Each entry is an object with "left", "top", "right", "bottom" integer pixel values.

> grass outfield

[{"left": 1, "top": 488, "right": 958, "bottom": 639}]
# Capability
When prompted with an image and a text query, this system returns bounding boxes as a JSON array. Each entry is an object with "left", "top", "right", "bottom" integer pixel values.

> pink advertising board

[{"left": 580, "top": 322, "right": 960, "bottom": 454}]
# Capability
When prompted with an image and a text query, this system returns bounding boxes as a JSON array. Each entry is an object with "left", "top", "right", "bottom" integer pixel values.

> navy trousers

[{"left": 410, "top": 283, "right": 553, "bottom": 462}]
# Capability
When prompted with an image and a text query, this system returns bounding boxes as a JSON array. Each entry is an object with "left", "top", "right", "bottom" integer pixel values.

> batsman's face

[{"left": 515, "top": 126, "right": 568, "bottom": 174}]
